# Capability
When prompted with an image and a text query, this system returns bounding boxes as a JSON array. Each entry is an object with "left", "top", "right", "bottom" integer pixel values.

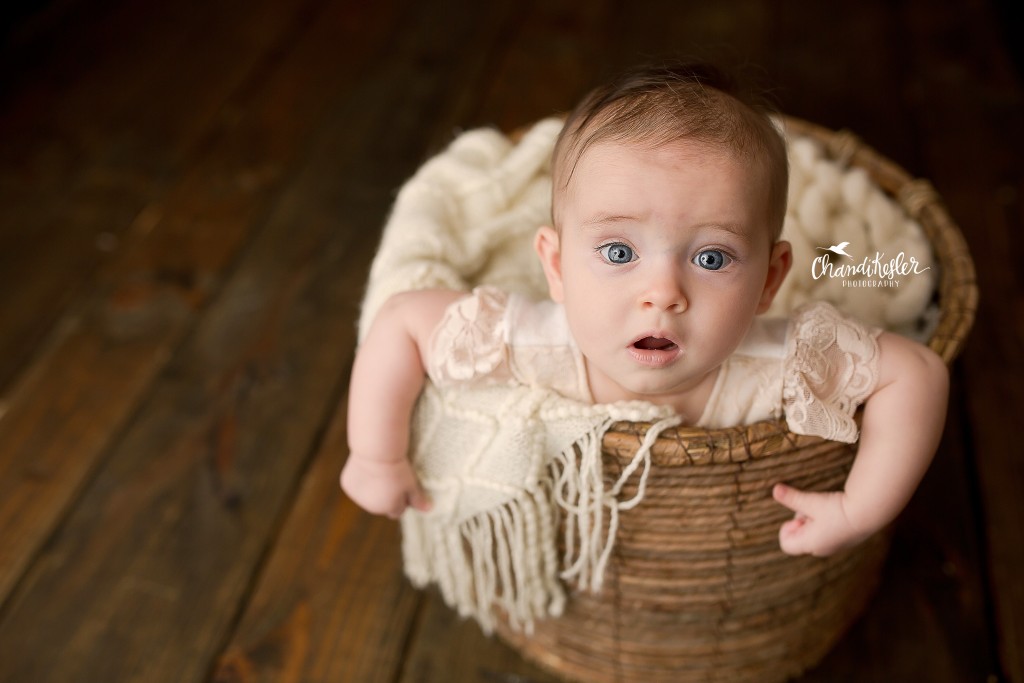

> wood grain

[
  {"left": 212, "top": 406, "right": 420, "bottom": 683},
  {"left": 208, "top": 1, "right": 550, "bottom": 682},
  {"left": 0, "top": 0, "right": 320, "bottom": 396},
  {"left": 899, "top": 1, "right": 1024, "bottom": 679},
  {"left": 0, "top": 0, "right": 404, "bottom": 612}
]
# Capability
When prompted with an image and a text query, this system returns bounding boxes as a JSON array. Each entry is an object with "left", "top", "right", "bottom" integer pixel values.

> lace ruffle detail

[
  {"left": 782, "top": 302, "right": 881, "bottom": 443},
  {"left": 427, "top": 286, "right": 511, "bottom": 384}
]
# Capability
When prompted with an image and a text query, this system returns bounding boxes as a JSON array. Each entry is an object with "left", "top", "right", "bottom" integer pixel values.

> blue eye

[
  {"left": 694, "top": 249, "right": 729, "bottom": 270},
  {"left": 599, "top": 243, "right": 636, "bottom": 264}
]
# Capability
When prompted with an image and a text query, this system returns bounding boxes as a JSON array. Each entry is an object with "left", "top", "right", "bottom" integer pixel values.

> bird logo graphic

[{"left": 816, "top": 241, "right": 854, "bottom": 259}]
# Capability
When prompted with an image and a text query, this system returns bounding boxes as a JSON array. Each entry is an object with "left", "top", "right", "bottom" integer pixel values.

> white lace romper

[{"left": 428, "top": 286, "right": 882, "bottom": 443}]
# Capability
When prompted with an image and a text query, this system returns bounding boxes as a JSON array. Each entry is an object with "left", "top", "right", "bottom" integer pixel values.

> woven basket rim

[{"left": 604, "top": 114, "right": 978, "bottom": 454}]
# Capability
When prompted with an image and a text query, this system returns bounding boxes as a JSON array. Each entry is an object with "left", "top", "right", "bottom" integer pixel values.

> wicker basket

[{"left": 496, "top": 117, "right": 978, "bottom": 683}]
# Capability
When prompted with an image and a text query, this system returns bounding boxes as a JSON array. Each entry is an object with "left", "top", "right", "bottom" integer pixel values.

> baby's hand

[
  {"left": 771, "top": 484, "right": 872, "bottom": 557},
  {"left": 340, "top": 455, "right": 432, "bottom": 519}
]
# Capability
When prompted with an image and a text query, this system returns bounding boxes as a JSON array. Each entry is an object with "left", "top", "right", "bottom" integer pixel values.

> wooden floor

[{"left": 0, "top": 1, "right": 1021, "bottom": 681}]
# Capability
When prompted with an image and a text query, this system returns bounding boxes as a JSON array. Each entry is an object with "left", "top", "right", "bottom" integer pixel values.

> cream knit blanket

[{"left": 357, "top": 118, "right": 935, "bottom": 634}]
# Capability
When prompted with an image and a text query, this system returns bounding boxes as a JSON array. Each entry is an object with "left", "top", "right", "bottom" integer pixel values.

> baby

[{"left": 342, "top": 62, "right": 949, "bottom": 558}]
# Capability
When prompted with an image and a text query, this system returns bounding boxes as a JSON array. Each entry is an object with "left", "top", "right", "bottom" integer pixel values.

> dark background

[{"left": 0, "top": 1, "right": 1021, "bottom": 682}]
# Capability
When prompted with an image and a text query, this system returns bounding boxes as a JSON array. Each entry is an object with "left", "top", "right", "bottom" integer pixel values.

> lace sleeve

[
  {"left": 426, "top": 286, "right": 513, "bottom": 385},
  {"left": 782, "top": 302, "right": 882, "bottom": 443}
]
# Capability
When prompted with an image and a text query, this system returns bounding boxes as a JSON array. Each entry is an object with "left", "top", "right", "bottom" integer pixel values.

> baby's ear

[
  {"left": 756, "top": 240, "right": 793, "bottom": 313},
  {"left": 534, "top": 226, "right": 565, "bottom": 302}
]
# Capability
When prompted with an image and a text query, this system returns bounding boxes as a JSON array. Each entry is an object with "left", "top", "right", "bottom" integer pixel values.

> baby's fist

[
  {"left": 340, "top": 456, "right": 431, "bottom": 519},
  {"left": 772, "top": 484, "right": 869, "bottom": 557}
]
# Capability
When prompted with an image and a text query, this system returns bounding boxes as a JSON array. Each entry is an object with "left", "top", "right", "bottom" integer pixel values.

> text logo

[{"left": 811, "top": 242, "right": 930, "bottom": 288}]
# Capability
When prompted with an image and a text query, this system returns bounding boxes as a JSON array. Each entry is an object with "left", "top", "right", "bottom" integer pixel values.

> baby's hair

[{"left": 552, "top": 60, "right": 789, "bottom": 241}]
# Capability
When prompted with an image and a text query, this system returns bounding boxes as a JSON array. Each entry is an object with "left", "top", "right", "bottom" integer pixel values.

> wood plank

[
  {"left": 464, "top": 0, "right": 613, "bottom": 132},
  {"left": 0, "top": 1, "right": 532, "bottom": 682},
  {"left": 0, "top": 0, "right": 404, "bottom": 616},
  {"left": 0, "top": 0, "right": 314, "bottom": 396},
  {"left": 212, "top": 406, "right": 421, "bottom": 683},
  {"left": 898, "top": 0, "right": 1024, "bottom": 679},
  {"left": 598, "top": 0, "right": 772, "bottom": 72},
  {"left": 209, "top": 1, "right": 560, "bottom": 680},
  {"left": 767, "top": 1, "right": 920, "bottom": 167},
  {"left": 401, "top": 591, "right": 563, "bottom": 683}
]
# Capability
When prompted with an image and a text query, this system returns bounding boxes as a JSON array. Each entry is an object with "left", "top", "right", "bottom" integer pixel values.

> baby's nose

[{"left": 640, "top": 267, "right": 687, "bottom": 313}]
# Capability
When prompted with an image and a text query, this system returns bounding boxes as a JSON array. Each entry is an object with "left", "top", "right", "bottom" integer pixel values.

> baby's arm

[
  {"left": 341, "top": 289, "right": 466, "bottom": 518},
  {"left": 773, "top": 332, "right": 949, "bottom": 556}
]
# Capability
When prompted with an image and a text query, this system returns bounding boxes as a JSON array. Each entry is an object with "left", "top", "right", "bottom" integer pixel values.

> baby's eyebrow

[
  {"left": 580, "top": 213, "right": 642, "bottom": 228},
  {"left": 702, "top": 222, "right": 753, "bottom": 242}
]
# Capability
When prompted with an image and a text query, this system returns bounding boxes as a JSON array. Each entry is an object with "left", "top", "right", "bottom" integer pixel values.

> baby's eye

[
  {"left": 693, "top": 249, "right": 731, "bottom": 270},
  {"left": 599, "top": 242, "right": 636, "bottom": 265}
]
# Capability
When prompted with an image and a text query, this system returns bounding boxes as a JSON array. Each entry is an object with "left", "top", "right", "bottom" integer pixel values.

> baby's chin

[
  {"left": 601, "top": 374, "right": 701, "bottom": 404},
  {"left": 596, "top": 363, "right": 722, "bottom": 410}
]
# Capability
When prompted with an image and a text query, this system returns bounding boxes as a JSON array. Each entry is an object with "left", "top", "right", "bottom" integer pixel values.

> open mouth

[
  {"left": 629, "top": 335, "right": 681, "bottom": 367},
  {"left": 633, "top": 336, "right": 678, "bottom": 351}
]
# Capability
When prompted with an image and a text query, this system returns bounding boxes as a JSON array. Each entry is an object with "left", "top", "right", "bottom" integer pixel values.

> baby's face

[{"left": 537, "top": 139, "right": 789, "bottom": 410}]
